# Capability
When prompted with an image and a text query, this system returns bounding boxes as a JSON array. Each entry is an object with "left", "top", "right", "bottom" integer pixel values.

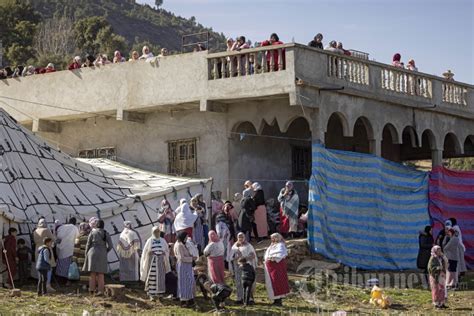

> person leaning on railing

[
  {"left": 308, "top": 33, "right": 324, "bottom": 49},
  {"left": 261, "top": 33, "right": 285, "bottom": 71}
]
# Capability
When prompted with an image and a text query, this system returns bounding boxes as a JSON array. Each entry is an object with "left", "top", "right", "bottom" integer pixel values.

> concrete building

[{"left": 0, "top": 44, "right": 473, "bottom": 201}]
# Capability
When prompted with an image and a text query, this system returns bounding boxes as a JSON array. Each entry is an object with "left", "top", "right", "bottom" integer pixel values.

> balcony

[{"left": 0, "top": 43, "right": 472, "bottom": 125}]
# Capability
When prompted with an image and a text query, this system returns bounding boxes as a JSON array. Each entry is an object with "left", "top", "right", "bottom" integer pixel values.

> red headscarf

[{"left": 208, "top": 230, "right": 220, "bottom": 243}]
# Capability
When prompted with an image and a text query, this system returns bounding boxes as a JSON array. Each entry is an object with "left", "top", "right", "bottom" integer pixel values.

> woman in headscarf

[
  {"left": 215, "top": 212, "right": 233, "bottom": 266},
  {"left": 73, "top": 222, "right": 91, "bottom": 288},
  {"left": 55, "top": 217, "right": 79, "bottom": 281},
  {"left": 89, "top": 217, "right": 99, "bottom": 229},
  {"left": 278, "top": 181, "right": 300, "bottom": 238},
  {"left": 173, "top": 199, "right": 198, "bottom": 238},
  {"left": 447, "top": 218, "right": 467, "bottom": 276},
  {"left": 230, "top": 232, "right": 258, "bottom": 304},
  {"left": 157, "top": 199, "right": 176, "bottom": 243},
  {"left": 417, "top": 225, "right": 434, "bottom": 276},
  {"left": 174, "top": 231, "right": 197, "bottom": 307},
  {"left": 117, "top": 221, "right": 142, "bottom": 282},
  {"left": 190, "top": 196, "right": 205, "bottom": 253},
  {"left": 203, "top": 230, "right": 225, "bottom": 285},
  {"left": 428, "top": 245, "right": 447, "bottom": 309},
  {"left": 252, "top": 182, "right": 268, "bottom": 240},
  {"left": 83, "top": 219, "right": 113, "bottom": 295},
  {"left": 392, "top": 53, "right": 404, "bottom": 68},
  {"left": 140, "top": 226, "right": 171, "bottom": 301},
  {"left": 264, "top": 233, "right": 290, "bottom": 306},
  {"left": 32, "top": 218, "right": 56, "bottom": 292}
]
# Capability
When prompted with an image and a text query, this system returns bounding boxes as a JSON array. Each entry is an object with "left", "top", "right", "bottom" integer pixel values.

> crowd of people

[
  {"left": 416, "top": 218, "right": 467, "bottom": 309},
  {"left": 0, "top": 32, "right": 458, "bottom": 81},
  {"left": 1, "top": 180, "right": 308, "bottom": 311}
]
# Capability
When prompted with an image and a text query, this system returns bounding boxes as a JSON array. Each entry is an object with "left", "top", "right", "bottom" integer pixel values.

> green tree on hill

[
  {"left": 74, "top": 16, "right": 127, "bottom": 57},
  {"left": 0, "top": 0, "right": 40, "bottom": 65}
]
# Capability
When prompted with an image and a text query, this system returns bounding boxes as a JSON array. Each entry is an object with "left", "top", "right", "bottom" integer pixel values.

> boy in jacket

[
  {"left": 239, "top": 257, "right": 256, "bottom": 306},
  {"left": 36, "top": 238, "right": 53, "bottom": 296}
]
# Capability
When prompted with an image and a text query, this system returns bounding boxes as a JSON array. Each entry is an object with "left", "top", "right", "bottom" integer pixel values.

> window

[
  {"left": 292, "top": 146, "right": 311, "bottom": 179},
  {"left": 78, "top": 147, "right": 116, "bottom": 160},
  {"left": 168, "top": 138, "right": 197, "bottom": 175}
]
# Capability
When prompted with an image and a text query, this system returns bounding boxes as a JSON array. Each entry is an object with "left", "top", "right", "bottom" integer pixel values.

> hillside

[{"left": 28, "top": 0, "right": 226, "bottom": 52}]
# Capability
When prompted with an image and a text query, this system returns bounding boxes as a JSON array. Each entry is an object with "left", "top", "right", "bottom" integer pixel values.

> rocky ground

[{"left": 1, "top": 239, "right": 472, "bottom": 315}]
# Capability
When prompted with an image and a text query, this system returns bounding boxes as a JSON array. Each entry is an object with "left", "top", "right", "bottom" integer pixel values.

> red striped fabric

[{"left": 429, "top": 166, "right": 474, "bottom": 269}]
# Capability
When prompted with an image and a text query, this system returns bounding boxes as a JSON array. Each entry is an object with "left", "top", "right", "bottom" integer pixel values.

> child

[
  {"left": 36, "top": 237, "right": 53, "bottom": 296},
  {"left": 204, "top": 281, "right": 232, "bottom": 312},
  {"left": 16, "top": 238, "right": 32, "bottom": 285},
  {"left": 238, "top": 257, "right": 256, "bottom": 306},
  {"left": 2, "top": 227, "right": 18, "bottom": 288}
]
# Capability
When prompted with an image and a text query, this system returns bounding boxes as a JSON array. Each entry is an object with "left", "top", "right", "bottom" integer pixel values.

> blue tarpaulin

[{"left": 308, "top": 144, "right": 430, "bottom": 270}]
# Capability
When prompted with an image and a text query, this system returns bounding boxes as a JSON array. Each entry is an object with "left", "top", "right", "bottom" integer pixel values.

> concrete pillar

[
  {"left": 431, "top": 149, "right": 443, "bottom": 167},
  {"left": 370, "top": 138, "right": 382, "bottom": 156}
]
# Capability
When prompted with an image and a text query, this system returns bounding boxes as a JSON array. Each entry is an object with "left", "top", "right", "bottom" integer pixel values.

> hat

[
  {"left": 442, "top": 70, "right": 454, "bottom": 77},
  {"left": 444, "top": 219, "right": 452, "bottom": 228}
]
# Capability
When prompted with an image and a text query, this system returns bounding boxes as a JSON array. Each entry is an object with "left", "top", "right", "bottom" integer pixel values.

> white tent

[{"left": 0, "top": 108, "right": 212, "bottom": 273}]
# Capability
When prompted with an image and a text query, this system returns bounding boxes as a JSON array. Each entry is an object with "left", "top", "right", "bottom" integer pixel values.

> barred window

[
  {"left": 168, "top": 138, "right": 197, "bottom": 175},
  {"left": 292, "top": 146, "right": 311, "bottom": 179},
  {"left": 78, "top": 147, "right": 116, "bottom": 160}
]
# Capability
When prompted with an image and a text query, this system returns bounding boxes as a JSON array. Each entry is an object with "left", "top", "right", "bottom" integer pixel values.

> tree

[
  {"left": 155, "top": 0, "right": 163, "bottom": 9},
  {"left": 34, "top": 17, "right": 76, "bottom": 61},
  {"left": 0, "top": 1, "right": 40, "bottom": 65},
  {"left": 73, "top": 16, "right": 127, "bottom": 57}
]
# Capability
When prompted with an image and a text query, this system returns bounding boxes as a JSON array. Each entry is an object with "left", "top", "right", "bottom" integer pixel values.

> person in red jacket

[
  {"left": 2, "top": 227, "right": 18, "bottom": 287},
  {"left": 68, "top": 56, "right": 82, "bottom": 70},
  {"left": 45, "top": 63, "right": 56, "bottom": 73},
  {"left": 261, "top": 33, "right": 285, "bottom": 71}
]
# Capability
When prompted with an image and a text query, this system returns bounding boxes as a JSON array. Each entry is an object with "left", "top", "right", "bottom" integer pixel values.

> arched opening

[
  {"left": 229, "top": 117, "right": 311, "bottom": 202},
  {"left": 352, "top": 117, "right": 373, "bottom": 154},
  {"left": 325, "top": 112, "right": 350, "bottom": 151},
  {"left": 443, "top": 133, "right": 462, "bottom": 158},
  {"left": 400, "top": 126, "right": 420, "bottom": 160},
  {"left": 381, "top": 123, "right": 400, "bottom": 161},
  {"left": 464, "top": 136, "right": 474, "bottom": 156}
]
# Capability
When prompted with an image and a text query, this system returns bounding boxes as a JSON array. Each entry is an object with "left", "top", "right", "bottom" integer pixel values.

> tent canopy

[{"left": 0, "top": 108, "right": 211, "bottom": 224}]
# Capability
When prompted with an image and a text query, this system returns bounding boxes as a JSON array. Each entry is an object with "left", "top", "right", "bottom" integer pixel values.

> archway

[
  {"left": 381, "top": 123, "right": 400, "bottom": 161},
  {"left": 400, "top": 126, "right": 420, "bottom": 160},
  {"left": 352, "top": 116, "right": 373, "bottom": 154},
  {"left": 229, "top": 117, "right": 311, "bottom": 202},
  {"left": 325, "top": 112, "right": 350, "bottom": 151},
  {"left": 443, "top": 133, "right": 462, "bottom": 158},
  {"left": 464, "top": 135, "right": 474, "bottom": 156}
]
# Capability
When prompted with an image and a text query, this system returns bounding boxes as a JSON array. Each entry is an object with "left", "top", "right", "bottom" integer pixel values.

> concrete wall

[{"left": 38, "top": 109, "right": 230, "bottom": 192}]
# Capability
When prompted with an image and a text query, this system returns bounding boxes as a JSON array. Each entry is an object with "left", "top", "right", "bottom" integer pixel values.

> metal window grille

[
  {"left": 78, "top": 147, "right": 116, "bottom": 160},
  {"left": 168, "top": 138, "right": 197, "bottom": 175},
  {"left": 292, "top": 146, "right": 311, "bottom": 179}
]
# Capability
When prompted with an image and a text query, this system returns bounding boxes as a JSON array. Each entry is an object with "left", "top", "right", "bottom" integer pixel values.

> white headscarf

[
  {"left": 37, "top": 218, "right": 47, "bottom": 228},
  {"left": 117, "top": 221, "right": 141, "bottom": 258},
  {"left": 173, "top": 201, "right": 198, "bottom": 231},
  {"left": 140, "top": 226, "right": 171, "bottom": 283}
]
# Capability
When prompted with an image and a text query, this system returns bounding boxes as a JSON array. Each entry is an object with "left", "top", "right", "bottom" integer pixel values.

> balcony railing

[
  {"left": 442, "top": 82, "right": 468, "bottom": 106},
  {"left": 381, "top": 67, "right": 432, "bottom": 99},
  {"left": 328, "top": 54, "right": 369, "bottom": 85},
  {"left": 208, "top": 45, "right": 286, "bottom": 80}
]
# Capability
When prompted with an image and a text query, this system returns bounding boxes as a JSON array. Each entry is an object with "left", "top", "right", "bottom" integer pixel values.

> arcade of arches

[
  {"left": 228, "top": 114, "right": 472, "bottom": 201},
  {"left": 325, "top": 112, "right": 474, "bottom": 165}
]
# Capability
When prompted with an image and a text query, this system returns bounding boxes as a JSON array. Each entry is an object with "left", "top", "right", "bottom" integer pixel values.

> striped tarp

[
  {"left": 308, "top": 144, "right": 430, "bottom": 270},
  {"left": 429, "top": 166, "right": 474, "bottom": 269}
]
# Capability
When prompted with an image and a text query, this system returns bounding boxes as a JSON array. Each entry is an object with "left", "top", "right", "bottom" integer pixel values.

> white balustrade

[
  {"left": 442, "top": 83, "right": 468, "bottom": 106},
  {"left": 327, "top": 55, "right": 369, "bottom": 85},
  {"left": 208, "top": 46, "right": 286, "bottom": 79},
  {"left": 381, "top": 68, "right": 432, "bottom": 99}
]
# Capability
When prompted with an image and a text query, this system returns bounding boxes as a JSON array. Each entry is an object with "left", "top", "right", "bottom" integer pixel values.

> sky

[{"left": 138, "top": 0, "right": 474, "bottom": 84}]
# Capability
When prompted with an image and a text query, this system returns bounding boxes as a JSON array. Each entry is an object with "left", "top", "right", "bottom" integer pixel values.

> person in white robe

[
  {"left": 140, "top": 226, "right": 171, "bottom": 301},
  {"left": 55, "top": 218, "right": 79, "bottom": 279},
  {"left": 117, "top": 221, "right": 141, "bottom": 282}
]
